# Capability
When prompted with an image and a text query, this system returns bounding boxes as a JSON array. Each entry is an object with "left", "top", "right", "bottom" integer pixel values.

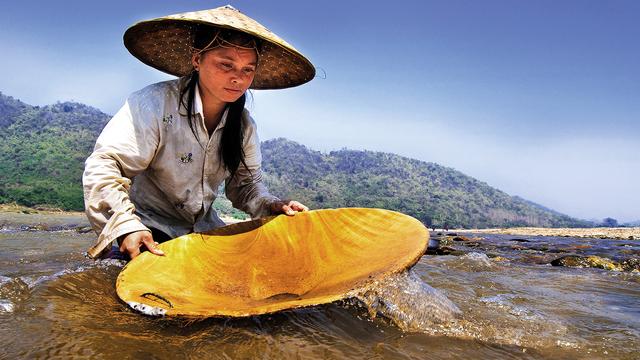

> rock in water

[
  {"left": 621, "top": 258, "right": 640, "bottom": 272},
  {"left": 550, "top": 255, "right": 624, "bottom": 271}
]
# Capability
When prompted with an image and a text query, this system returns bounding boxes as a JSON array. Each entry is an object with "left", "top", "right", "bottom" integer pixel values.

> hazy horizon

[{"left": 1, "top": 1, "right": 638, "bottom": 222}]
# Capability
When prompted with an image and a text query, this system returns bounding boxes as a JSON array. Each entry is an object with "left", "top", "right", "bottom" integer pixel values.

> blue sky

[{"left": 1, "top": 1, "right": 638, "bottom": 222}]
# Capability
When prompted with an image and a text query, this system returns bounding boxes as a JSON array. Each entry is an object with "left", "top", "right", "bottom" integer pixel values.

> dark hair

[{"left": 179, "top": 28, "right": 260, "bottom": 178}]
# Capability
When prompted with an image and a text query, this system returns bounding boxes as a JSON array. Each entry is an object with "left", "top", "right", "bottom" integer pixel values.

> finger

[
  {"left": 288, "top": 201, "right": 309, "bottom": 212},
  {"left": 143, "top": 237, "right": 165, "bottom": 256},
  {"left": 281, "top": 204, "right": 295, "bottom": 216}
]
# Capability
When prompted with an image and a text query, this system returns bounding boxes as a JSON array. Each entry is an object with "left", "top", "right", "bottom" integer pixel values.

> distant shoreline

[
  {"left": 0, "top": 203, "right": 83, "bottom": 216},
  {"left": 2, "top": 204, "right": 637, "bottom": 239},
  {"left": 0, "top": 203, "right": 243, "bottom": 229},
  {"left": 456, "top": 227, "right": 639, "bottom": 240}
]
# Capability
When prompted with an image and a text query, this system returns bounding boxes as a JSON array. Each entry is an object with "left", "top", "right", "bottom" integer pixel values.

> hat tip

[{"left": 222, "top": 5, "right": 238, "bottom": 11}]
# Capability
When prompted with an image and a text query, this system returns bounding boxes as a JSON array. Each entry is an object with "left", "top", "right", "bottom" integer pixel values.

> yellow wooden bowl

[{"left": 116, "top": 208, "right": 428, "bottom": 317}]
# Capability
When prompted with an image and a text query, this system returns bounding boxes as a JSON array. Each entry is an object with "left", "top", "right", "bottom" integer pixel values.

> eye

[
  {"left": 218, "top": 62, "right": 233, "bottom": 71},
  {"left": 242, "top": 67, "right": 256, "bottom": 75}
]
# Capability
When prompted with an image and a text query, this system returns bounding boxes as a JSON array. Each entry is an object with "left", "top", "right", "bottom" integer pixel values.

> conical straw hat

[
  {"left": 116, "top": 208, "right": 429, "bottom": 317},
  {"left": 123, "top": 5, "right": 315, "bottom": 89}
]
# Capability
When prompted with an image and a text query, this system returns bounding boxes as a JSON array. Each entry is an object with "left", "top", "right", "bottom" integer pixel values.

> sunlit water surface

[{"left": 0, "top": 215, "right": 638, "bottom": 359}]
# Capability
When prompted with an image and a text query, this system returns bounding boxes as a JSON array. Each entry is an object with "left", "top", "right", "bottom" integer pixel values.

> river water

[{"left": 0, "top": 213, "right": 638, "bottom": 359}]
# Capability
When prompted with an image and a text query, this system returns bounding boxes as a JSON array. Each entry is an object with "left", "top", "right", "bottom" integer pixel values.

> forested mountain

[
  {"left": 260, "top": 139, "right": 589, "bottom": 228},
  {"left": 0, "top": 92, "right": 590, "bottom": 228},
  {"left": 0, "top": 92, "right": 109, "bottom": 210}
]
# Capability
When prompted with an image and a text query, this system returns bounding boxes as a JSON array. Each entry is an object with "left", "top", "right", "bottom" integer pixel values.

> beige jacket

[{"left": 83, "top": 78, "right": 279, "bottom": 258}]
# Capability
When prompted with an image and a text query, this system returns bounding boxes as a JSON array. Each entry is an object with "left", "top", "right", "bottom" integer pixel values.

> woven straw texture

[{"left": 124, "top": 5, "right": 315, "bottom": 89}]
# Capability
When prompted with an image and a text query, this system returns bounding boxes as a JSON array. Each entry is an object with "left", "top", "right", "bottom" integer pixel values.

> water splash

[
  {"left": 352, "top": 270, "right": 462, "bottom": 332},
  {"left": 452, "top": 252, "right": 495, "bottom": 272},
  {"left": 0, "top": 299, "right": 14, "bottom": 313},
  {"left": 21, "top": 268, "right": 88, "bottom": 288},
  {"left": 347, "top": 266, "right": 575, "bottom": 351},
  {"left": 17, "top": 258, "right": 125, "bottom": 289},
  {"left": 0, "top": 276, "right": 29, "bottom": 313},
  {"left": 459, "top": 252, "right": 493, "bottom": 266},
  {"left": 478, "top": 293, "right": 542, "bottom": 320},
  {"left": 94, "top": 258, "right": 127, "bottom": 269},
  {"left": 0, "top": 275, "right": 12, "bottom": 286},
  {"left": 127, "top": 301, "right": 167, "bottom": 316}
]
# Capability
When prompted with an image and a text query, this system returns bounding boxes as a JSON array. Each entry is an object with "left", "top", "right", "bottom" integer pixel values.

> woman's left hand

[{"left": 271, "top": 200, "right": 309, "bottom": 216}]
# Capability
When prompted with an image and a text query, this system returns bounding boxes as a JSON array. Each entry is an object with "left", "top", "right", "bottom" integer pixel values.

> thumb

[{"left": 142, "top": 237, "right": 165, "bottom": 256}]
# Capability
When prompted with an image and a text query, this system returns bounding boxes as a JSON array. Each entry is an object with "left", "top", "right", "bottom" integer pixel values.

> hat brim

[{"left": 123, "top": 8, "right": 315, "bottom": 90}]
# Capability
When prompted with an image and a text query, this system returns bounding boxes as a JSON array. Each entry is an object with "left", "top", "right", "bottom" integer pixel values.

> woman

[{"left": 83, "top": 5, "right": 315, "bottom": 259}]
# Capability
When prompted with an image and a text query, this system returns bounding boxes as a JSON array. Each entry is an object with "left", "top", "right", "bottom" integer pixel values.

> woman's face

[{"left": 192, "top": 46, "right": 257, "bottom": 104}]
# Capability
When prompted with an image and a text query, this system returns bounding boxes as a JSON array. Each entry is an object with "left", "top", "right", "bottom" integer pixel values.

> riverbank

[
  {"left": 3, "top": 203, "right": 637, "bottom": 240},
  {"left": 0, "top": 204, "right": 90, "bottom": 231},
  {"left": 0, "top": 203, "right": 82, "bottom": 215},
  {"left": 0, "top": 203, "right": 244, "bottom": 231},
  {"left": 458, "top": 227, "right": 639, "bottom": 240}
]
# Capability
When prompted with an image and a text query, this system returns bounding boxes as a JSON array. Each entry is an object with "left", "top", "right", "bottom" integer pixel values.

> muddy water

[{"left": 0, "top": 215, "right": 638, "bottom": 359}]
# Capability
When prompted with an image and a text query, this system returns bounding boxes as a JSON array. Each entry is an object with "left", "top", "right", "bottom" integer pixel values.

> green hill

[
  {"left": 0, "top": 92, "right": 590, "bottom": 228},
  {"left": 260, "top": 139, "right": 589, "bottom": 228},
  {"left": 0, "top": 92, "right": 109, "bottom": 210}
]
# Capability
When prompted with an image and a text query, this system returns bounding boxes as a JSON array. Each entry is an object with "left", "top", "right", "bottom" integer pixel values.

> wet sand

[{"left": 458, "top": 227, "right": 639, "bottom": 240}]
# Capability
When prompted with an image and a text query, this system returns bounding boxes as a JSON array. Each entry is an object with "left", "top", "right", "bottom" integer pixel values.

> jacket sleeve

[
  {"left": 225, "top": 114, "right": 280, "bottom": 219},
  {"left": 82, "top": 97, "right": 159, "bottom": 258}
]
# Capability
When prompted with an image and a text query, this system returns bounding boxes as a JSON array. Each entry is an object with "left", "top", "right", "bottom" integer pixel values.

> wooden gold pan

[{"left": 116, "top": 208, "right": 429, "bottom": 317}]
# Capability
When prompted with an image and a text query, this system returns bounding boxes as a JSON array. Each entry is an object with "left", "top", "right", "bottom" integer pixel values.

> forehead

[{"left": 204, "top": 47, "right": 257, "bottom": 64}]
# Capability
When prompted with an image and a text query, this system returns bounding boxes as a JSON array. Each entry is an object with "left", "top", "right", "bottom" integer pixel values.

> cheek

[
  {"left": 202, "top": 67, "right": 225, "bottom": 81},
  {"left": 200, "top": 70, "right": 231, "bottom": 91}
]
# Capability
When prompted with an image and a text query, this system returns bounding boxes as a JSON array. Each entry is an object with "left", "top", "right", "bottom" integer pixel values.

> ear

[{"left": 191, "top": 53, "right": 201, "bottom": 70}]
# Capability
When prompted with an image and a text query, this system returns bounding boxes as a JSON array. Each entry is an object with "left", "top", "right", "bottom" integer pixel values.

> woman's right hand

[{"left": 119, "top": 230, "right": 165, "bottom": 259}]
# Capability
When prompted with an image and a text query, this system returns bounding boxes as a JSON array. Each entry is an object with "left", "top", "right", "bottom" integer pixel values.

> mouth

[{"left": 224, "top": 88, "right": 242, "bottom": 94}]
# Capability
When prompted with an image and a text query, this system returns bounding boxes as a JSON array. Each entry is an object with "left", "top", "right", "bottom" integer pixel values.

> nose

[
  {"left": 230, "top": 68, "right": 252, "bottom": 85},
  {"left": 230, "top": 74, "right": 244, "bottom": 87}
]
